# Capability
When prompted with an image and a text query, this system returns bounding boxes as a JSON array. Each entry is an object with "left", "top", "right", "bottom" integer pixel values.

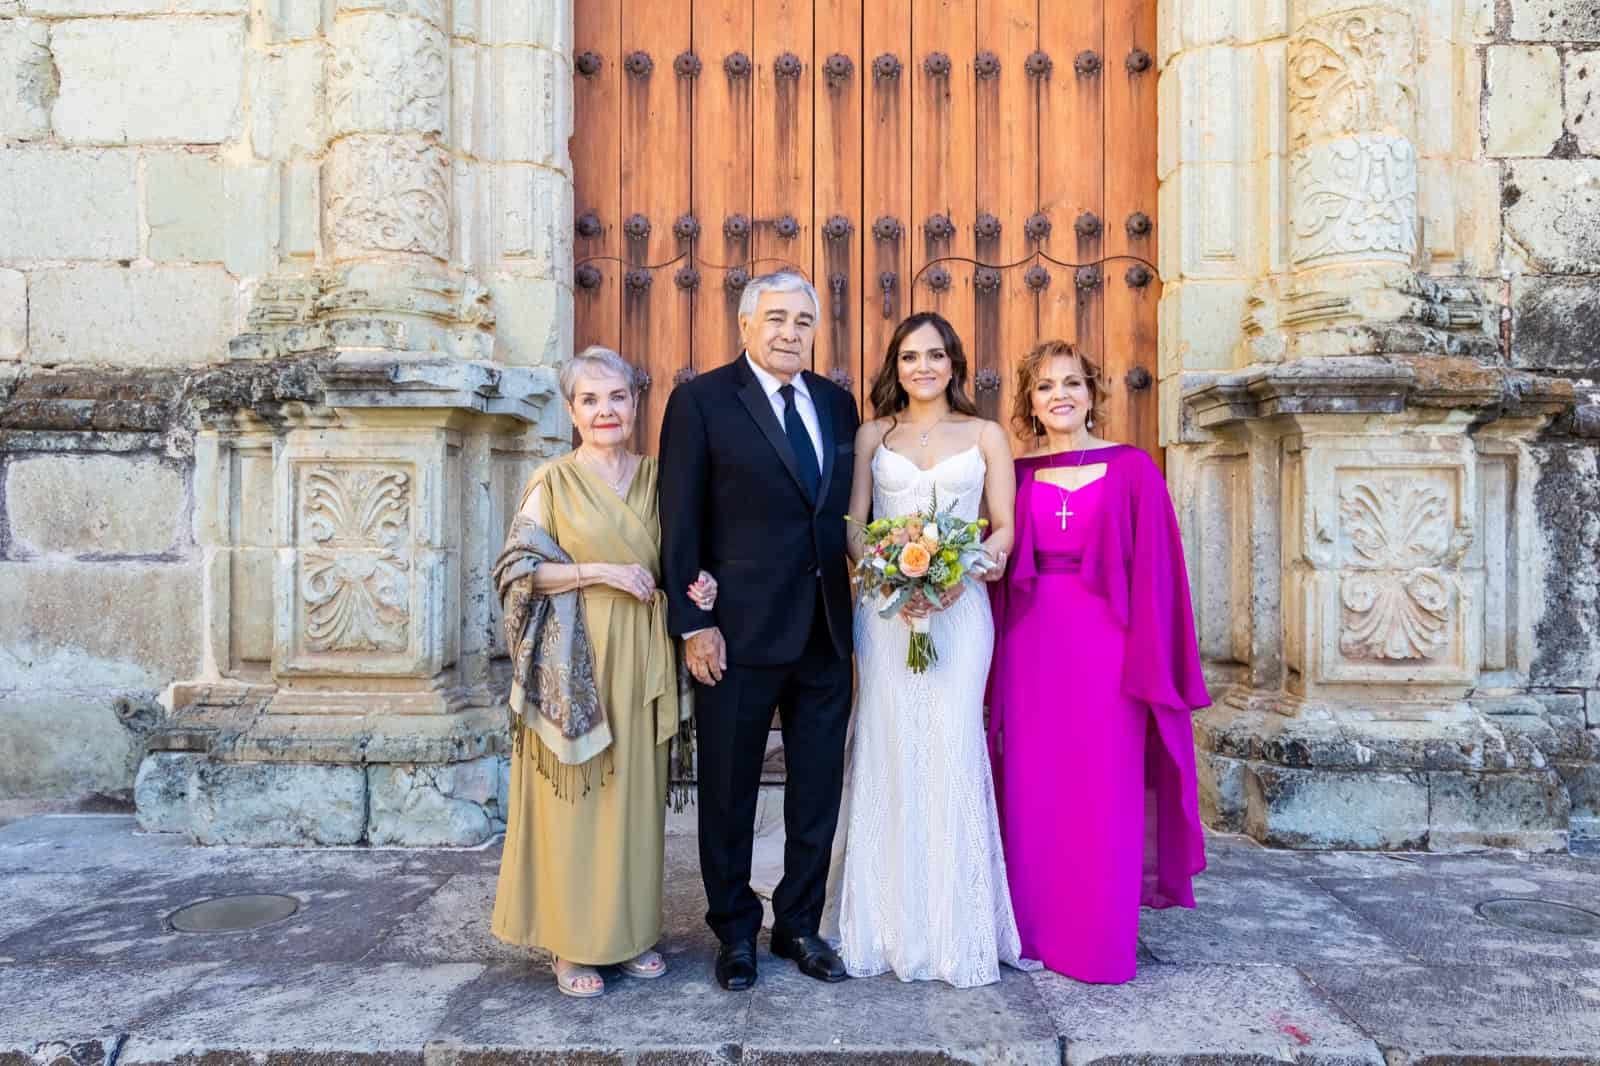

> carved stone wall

[{"left": 1165, "top": 0, "right": 1597, "bottom": 849}]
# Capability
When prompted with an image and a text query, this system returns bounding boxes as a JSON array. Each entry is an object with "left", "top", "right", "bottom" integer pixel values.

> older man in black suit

[{"left": 658, "top": 272, "right": 859, "bottom": 991}]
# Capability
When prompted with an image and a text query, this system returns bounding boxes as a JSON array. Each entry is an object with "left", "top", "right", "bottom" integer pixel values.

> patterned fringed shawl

[{"left": 493, "top": 456, "right": 694, "bottom": 806}]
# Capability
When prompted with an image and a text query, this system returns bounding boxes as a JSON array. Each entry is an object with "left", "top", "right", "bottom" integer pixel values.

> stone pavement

[{"left": 2, "top": 814, "right": 1599, "bottom": 1066}]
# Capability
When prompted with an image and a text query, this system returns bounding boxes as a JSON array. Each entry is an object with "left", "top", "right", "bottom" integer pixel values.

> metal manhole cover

[
  {"left": 1474, "top": 898, "right": 1600, "bottom": 937},
  {"left": 169, "top": 894, "right": 300, "bottom": 934}
]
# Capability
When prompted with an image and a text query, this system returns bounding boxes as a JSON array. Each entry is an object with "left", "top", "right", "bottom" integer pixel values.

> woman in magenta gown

[{"left": 988, "top": 339, "right": 1209, "bottom": 985}]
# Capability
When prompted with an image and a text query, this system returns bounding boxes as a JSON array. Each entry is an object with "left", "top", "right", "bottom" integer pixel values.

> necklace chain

[
  {"left": 1048, "top": 444, "right": 1094, "bottom": 531},
  {"left": 902, "top": 411, "right": 949, "bottom": 448}
]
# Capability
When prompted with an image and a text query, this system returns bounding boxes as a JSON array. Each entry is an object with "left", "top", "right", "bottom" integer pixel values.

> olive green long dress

[{"left": 491, "top": 453, "right": 679, "bottom": 965}]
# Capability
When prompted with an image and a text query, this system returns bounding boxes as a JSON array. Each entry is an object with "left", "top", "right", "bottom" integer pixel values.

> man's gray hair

[
  {"left": 737, "top": 271, "right": 820, "bottom": 322},
  {"left": 558, "top": 345, "right": 638, "bottom": 403}
]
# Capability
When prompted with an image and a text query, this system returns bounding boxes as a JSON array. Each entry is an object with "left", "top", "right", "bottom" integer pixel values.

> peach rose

[
  {"left": 905, "top": 521, "right": 924, "bottom": 539},
  {"left": 919, "top": 533, "right": 941, "bottom": 552},
  {"left": 892, "top": 528, "right": 911, "bottom": 546},
  {"left": 899, "top": 542, "right": 932, "bottom": 578}
]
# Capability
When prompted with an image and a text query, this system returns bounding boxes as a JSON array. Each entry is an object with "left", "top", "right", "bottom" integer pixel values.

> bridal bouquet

[{"left": 849, "top": 498, "right": 990, "bottom": 673}]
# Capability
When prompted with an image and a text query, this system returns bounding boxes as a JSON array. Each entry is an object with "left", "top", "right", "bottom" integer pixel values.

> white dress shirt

[{"left": 745, "top": 353, "right": 824, "bottom": 468}]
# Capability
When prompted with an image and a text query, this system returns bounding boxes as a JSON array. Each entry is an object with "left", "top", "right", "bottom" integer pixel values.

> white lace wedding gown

[{"left": 832, "top": 444, "right": 1025, "bottom": 988}]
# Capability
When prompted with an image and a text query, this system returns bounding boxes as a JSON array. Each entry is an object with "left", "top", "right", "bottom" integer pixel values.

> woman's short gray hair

[
  {"left": 737, "top": 271, "right": 820, "bottom": 322},
  {"left": 558, "top": 345, "right": 638, "bottom": 403}
]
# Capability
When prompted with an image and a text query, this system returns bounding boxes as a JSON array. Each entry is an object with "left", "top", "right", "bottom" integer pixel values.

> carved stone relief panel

[
  {"left": 273, "top": 431, "right": 456, "bottom": 680},
  {"left": 1307, "top": 457, "right": 1479, "bottom": 688},
  {"left": 298, "top": 463, "right": 414, "bottom": 655},
  {"left": 324, "top": 137, "right": 452, "bottom": 260},
  {"left": 1337, "top": 476, "right": 1454, "bottom": 662},
  {"left": 328, "top": 13, "right": 449, "bottom": 139},
  {"left": 1289, "top": 134, "right": 1418, "bottom": 266},
  {"left": 1288, "top": 8, "right": 1417, "bottom": 150}
]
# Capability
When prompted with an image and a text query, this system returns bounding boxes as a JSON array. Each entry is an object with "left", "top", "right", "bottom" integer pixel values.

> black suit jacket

[{"left": 659, "top": 356, "right": 860, "bottom": 666}]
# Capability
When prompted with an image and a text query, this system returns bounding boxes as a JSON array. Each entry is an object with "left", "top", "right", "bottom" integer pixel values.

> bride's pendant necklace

[{"left": 905, "top": 411, "right": 949, "bottom": 449}]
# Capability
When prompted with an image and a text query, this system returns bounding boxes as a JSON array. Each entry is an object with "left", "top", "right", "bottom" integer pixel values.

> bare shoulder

[
  {"left": 856, "top": 417, "right": 890, "bottom": 449},
  {"left": 975, "top": 419, "right": 1010, "bottom": 449}
]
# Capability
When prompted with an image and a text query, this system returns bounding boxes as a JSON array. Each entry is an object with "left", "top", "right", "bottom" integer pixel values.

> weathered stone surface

[
  {"left": 147, "top": 152, "right": 227, "bottom": 263},
  {"left": 489, "top": 277, "right": 570, "bottom": 370},
  {"left": 1141, "top": 871, "right": 1412, "bottom": 966},
  {"left": 0, "top": 561, "right": 201, "bottom": 682},
  {"left": 133, "top": 750, "right": 197, "bottom": 834},
  {"left": 24, "top": 0, "right": 245, "bottom": 12},
  {"left": 1486, "top": 46, "right": 1563, "bottom": 156},
  {"left": 0, "top": 693, "right": 146, "bottom": 799},
  {"left": 51, "top": 18, "right": 245, "bottom": 144},
  {"left": 1316, "top": 856, "right": 1600, "bottom": 966},
  {"left": 1037, "top": 964, "right": 1384, "bottom": 1066},
  {"left": 1512, "top": 0, "right": 1600, "bottom": 41},
  {"left": 1532, "top": 442, "right": 1600, "bottom": 688},
  {"left": 1555, "top": 761, "right": 1600, "bottom": 841},
  {"left": 27, "top": 265, "right": 236, "bottom": 366},
  {"left": 0, "top": 18, "right": 54, "bottom": 142},
  {"left": 0, "top": 149, "right": 138, "bottom": 260},
  {"left": 0, "top": 963, "right": 219, "bottom": 1064},
  {"left": 1567, "top": 50, "right": 1600, "bottom": 155},
  {"left": 118, "top": 963, "right": 483, "bottom": 1064},
  {"left": 1244, "top": 765, "right": 1430, "bottom": 850},
  {"left": 1427, "top": 770, "right": 1571, "bottom": 852},
  {"left": 367, "top": 757, "right": 500, "bottom": 847},
  {"left": 190, "top": 761, "right": 367, "bottom": 845},
  {"left": 367, "top": 874, "right": 542, "bottom": 963},
  {"left": 1304, "top": 963, "right": 1600, "bottom": 1061},
  {"left": 250, "top": 40, "right": 328, "bottom": 159},
  {"left": 1504, "top": 160, "right": 1600, "bottom": 274},
  {"left": 6, "top": 453, "right": 186, "bottom": 556},
  {"left": 1513, "top": 276, "right": 1600, "bottom": 371},
  {"left": 495, "top": 48, "right": 570, "bottom": 167},
  {"left": 0, "top": 268, "right": 23, "bottom": 360}
]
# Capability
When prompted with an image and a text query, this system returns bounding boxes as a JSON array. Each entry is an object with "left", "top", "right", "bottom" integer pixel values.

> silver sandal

[
  {"left": 553, "top": 958, "right": 605, "bottom": 998},
  {"left": 619, "top": 948, "right": 668, "bottom": 979}
]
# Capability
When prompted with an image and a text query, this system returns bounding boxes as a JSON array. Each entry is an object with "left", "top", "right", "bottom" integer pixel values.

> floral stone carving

[
  {"left": 1290, "top": 134, "right": 1417, "bottom": 266},
  {"left": 1288, "top": 8, "right": 1417, "bottom": 150},
  {"left": 328, "top": 14, "right": 448, "bottom": 138},
  {"left": 325, "top": 138, "right": 451, "bottom": 258},
  {"left": 1336, "top": 477, "right": 1463, "bottom": 662},
  {"left": 299, "top": 465, "right": 412, "bottom": 654}
]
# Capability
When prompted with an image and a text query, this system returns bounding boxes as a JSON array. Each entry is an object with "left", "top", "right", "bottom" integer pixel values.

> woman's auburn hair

[{"left": 1010, "top": 339, "right": 1108, "bottom": 441}]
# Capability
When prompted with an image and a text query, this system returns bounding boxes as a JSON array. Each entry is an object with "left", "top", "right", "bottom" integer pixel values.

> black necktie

[{"left": 779, "top": 383, "right": 821, "bottom": 497}]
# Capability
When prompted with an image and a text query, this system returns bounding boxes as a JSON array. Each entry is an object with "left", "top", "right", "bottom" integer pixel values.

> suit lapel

[
  {"left": 806, "top": 371, "right": 836, "bottom": 513},
  {"left": 735, "top": 357, "right": 812, "bottom": 503}
]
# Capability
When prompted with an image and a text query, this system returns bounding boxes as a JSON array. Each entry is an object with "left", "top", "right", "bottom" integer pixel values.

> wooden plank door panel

[
  {"left": 1103, "top": 0, "right": 1161, "bottom": 460},
  {"left": 1037, "top": 0, "right": 1105, "bottom": 377},
  {"left": 691, "top": 0, "right": 755, "bottom": 370},
  {"left": 814, "top": 0, "right": 865, "bottom": 406},
  {"left": 910, "top": 0, "right": 977, "bottom": 357},
  {"left": 862, "top": 0, "right": 914, "bottom": 409},
  {"left": 620, "top": 0, "right": 693, "bottom": 451},
  {"left": 573, "top": 0, "right": 623, "bottom": 356},
  {"left": 752, "top": 0, "right": 814, "bottom": 301},
  {"left": 975, "top": 0, "right": 1039, "bottom": 431}
]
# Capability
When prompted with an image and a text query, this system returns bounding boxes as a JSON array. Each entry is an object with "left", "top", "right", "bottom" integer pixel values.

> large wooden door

[{"left": 571, "top": 0, "right": 1160, "bottom": 458}]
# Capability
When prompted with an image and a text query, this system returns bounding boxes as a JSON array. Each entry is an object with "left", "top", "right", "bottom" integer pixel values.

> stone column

[
  {"left": 1165, "top": 0, "right": 1581, "bottom": 850},
  {"left": 139, "top": 0, "right": 576, "bottom": 846}
]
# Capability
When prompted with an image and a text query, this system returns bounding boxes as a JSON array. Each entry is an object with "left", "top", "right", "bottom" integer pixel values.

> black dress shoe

[
  {"left": 715, "top": 937, "right": 758, "bottom": 991},
  {"left": 770, "top": 932, "right": 849, "bottom": 983}
]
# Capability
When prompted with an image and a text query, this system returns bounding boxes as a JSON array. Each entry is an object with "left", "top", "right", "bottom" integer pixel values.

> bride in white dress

[{"left": 831, "top": 312, "right": 1026, "bottom": 988}]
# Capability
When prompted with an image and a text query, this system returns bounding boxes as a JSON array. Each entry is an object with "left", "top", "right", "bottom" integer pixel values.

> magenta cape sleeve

[{"left": 988, "top": 446, "right": 1210, "bottom": 908}]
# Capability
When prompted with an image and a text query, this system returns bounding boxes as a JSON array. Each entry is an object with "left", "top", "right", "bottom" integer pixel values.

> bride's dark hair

[{"left": 869, "top": 312, "right": 981, "bottom": 421}]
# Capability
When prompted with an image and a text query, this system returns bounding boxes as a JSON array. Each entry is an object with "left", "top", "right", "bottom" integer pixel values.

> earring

[{"left": 1087, "top": 415, "right": 1094, "bottom": 429}]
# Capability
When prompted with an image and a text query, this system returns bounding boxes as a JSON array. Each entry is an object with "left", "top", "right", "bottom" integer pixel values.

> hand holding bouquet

[{"left": 849, "top": 496, "right": 991, "bottom": 673}]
